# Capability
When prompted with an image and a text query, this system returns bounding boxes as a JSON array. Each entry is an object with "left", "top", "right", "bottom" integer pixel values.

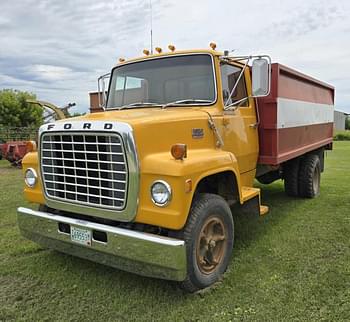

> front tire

[{"left": 179, "top": 193, "right": 234, "bottom": 293}]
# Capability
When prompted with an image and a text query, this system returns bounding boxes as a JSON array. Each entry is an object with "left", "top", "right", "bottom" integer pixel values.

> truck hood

[{"left": 69, "top": 107, "right": 218, "bottom": 157}]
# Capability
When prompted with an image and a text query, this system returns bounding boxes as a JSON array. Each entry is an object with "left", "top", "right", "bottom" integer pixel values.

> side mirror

[{"left": 252, "top": 58, "right": 270, "bottom": 97}]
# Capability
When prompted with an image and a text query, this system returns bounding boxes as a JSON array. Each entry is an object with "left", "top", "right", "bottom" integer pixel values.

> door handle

[{"left": 249, "top": 123, "right": 258, "bottom": 129}]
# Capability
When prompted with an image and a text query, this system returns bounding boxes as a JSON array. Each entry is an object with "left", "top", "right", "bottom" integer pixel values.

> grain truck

[{"left": 17, "top": 44, "right": 334, "bottom": 292}]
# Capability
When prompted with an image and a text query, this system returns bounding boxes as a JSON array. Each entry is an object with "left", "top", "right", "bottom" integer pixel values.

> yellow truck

[{"left": 18, "top": 44, "right": 334, "bottom": 292}]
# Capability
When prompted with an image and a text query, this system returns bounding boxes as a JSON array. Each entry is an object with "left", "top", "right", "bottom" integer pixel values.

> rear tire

[
  {"left": 298, "top": 154, "right": 321, "bottom": 198},
  {"left": 179, "top": 193, "right": 234, "bottom": 293},
  {"left": 283, "top": 159, "right": 300, "bottom": 197}
]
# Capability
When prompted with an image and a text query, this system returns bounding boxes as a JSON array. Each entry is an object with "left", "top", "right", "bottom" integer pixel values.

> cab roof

[{"left": 114, "top": 49, "right": 224, "bottom": 67}]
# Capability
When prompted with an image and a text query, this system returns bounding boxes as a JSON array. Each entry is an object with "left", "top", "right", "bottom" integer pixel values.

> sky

[{"left": 1, "top": 0, "right": 350, "bottom": 114}]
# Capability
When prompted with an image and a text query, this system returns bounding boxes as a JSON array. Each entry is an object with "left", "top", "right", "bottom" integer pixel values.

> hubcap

[
  {"left": 196, "top": 216, "right": 227, "bottom": 274},
  {"left": 313, "top": 166, "right": 320, "bottom": 193}
]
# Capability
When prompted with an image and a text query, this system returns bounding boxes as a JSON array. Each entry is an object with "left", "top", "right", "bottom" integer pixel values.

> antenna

[{"left": 150, "top": 0, "right": 153, "bottom": 54}]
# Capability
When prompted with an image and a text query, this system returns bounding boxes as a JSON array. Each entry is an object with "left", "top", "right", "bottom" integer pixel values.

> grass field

[{"left": 1, "top": 142, "right": 349, "bottom": 322}]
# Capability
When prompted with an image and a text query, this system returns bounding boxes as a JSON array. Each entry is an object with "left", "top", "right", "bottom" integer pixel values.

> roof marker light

[
  {"left": 168, "top": 45, "right": 176, "bottom": 52},
  {"left": 143, "top": 49, "right": 150, "bottom": 55},
  {"left": 209, "top": 42, "right": 217, "bottom": 50},
  {"left": 155, "top": 47, "right": 162, "bottom": 53}
]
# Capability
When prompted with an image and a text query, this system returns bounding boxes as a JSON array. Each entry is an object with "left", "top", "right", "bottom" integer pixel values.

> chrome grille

[{"left": 40, "top": 132, "right": 128, "bottom": 210}]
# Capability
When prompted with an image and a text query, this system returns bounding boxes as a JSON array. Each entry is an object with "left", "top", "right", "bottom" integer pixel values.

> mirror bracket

[
  {"left": 225, "top": 97, "right": 250, "bottom": 111},
  {"left": 97, "top": 73, "right": 111, "bottom": 110}
]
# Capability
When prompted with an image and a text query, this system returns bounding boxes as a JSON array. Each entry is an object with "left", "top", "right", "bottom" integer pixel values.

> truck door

[{"left": 219, "top": 63, "right": 259, "bottom": 182}]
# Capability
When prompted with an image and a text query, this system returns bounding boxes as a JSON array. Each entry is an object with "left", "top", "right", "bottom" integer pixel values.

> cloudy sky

[{"left": 1, "top": 0, "right": 350, "bottom": 114}]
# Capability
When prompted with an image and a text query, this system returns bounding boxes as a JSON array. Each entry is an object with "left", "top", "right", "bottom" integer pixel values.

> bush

[
  {"left": 0, "top": 89, "right": 42, "bottom": 128},
  {"left": 334, "top": 131, "right": 350, "bottom": 141},
  {"left": 346, "top": 117, "right": 350, "bottom": 130}
]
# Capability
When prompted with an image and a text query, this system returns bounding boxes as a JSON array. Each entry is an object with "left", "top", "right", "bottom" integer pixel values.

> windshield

[{"left": 106, "top": 54, "right": 216, "bottom": 109}]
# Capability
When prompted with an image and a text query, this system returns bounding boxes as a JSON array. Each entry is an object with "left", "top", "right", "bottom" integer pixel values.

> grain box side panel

[
  {"left": 275, "top": 65, "right": 334, "bottom": 163},
  {"left": 257, "top": 64, "right": 334, "bottom": 165}
]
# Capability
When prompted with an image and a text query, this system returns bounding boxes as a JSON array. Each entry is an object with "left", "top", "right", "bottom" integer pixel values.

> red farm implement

[
  {"left": 0, "top": 127, "right": 37, "bottom": 167},
  {"left": 1, "top": 141, "right": 30, "bottom": 167}
]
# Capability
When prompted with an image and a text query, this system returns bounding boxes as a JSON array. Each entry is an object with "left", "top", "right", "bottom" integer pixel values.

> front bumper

[{"left": 17, "top": 207, "right": 187, "bottom": 281}]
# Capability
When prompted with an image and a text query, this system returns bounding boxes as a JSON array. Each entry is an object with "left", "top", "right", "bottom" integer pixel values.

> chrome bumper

[{"left": 17, "top": 207, "right": 186, "bottom": 281}]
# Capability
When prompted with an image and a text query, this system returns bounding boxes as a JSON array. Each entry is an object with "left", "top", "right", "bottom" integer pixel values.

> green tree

[
  {"left": 346, "top": 116, "right": 350, "bottom": 130},
  {"left": 0, "top": 89, "right": 42, "bottom": 127}
]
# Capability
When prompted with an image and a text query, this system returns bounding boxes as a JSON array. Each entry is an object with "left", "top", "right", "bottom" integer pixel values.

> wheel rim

[
  {"left": 196, "top": 216, "right": 227, "bottom": 274},
  {"left": 312, "top": 166, "right": 320, "bottom": 194}
]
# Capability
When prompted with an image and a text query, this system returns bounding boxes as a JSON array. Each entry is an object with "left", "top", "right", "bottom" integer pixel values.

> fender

[{"left": 136, "top": 149, "right": 242, "bottom": 229}]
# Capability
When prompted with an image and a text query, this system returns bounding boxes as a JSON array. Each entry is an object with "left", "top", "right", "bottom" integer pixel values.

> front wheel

[{"left": 179, "top": 193, "right": 234, "bottom": 293}]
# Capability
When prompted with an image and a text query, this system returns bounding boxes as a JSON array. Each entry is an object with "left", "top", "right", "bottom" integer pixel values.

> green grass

[
  {"left": 334, "top": 130, "right": 350, "bottom": 141},
  {"left": 1, "top": 143, "right": 350, "bottom": 321}
]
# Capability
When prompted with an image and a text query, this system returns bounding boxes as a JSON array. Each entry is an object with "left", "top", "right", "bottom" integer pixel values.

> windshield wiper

[
  {"left": 118, "top": 102, "right": 162, "bottom": 110},
  {"left": 162, "top": 99, "right": 213, "bottom": 109},
  {"left": 116, "top": 99, "right": 212, "bottom": 110}
]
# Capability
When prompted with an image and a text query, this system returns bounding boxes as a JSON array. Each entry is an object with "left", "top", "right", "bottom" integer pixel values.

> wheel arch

[{"left": 192, "top": 169, "right": 240, "bottom": 207}]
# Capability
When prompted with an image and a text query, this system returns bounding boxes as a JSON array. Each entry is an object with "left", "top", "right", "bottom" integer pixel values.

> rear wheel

[
  {"left": 298, "top": 154, "right": 321, "bottom": 198},
  {"left": 283, "top": 159, "right": 300, "bottom": 197},
  {"left": 179, "top": 193, "right": 234, "bottom": 293}
]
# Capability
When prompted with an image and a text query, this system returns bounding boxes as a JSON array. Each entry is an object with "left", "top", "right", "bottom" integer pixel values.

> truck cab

[{"left": 18, "top": 45, "right": 332, "bottom": 292}]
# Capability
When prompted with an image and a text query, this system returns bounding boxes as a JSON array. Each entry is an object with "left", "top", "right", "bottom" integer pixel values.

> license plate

[{"left": 70, "top": 226, "right": 92, "bottom": 246}]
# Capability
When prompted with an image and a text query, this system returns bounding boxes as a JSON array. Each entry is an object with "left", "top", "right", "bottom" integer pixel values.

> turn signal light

[
  {"left": 26, "top": 140, "right": 37, "bottom": 152},
  {"left": 155, "top": 47, "right": 162, "bottom": 53},
  {"left": 209, "top": 42, "right": 217, "bottom": 50},
  {"left": 171, "top": 144, "right": 187, "bottom": 160}
]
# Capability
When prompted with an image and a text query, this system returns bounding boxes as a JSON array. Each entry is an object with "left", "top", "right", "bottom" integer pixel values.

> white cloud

[{"left": 24, "top": 65, "right": 73, "bottom": 81}]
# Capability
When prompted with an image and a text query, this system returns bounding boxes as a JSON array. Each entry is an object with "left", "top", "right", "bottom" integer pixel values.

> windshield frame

[{"left": 105, "top": 53, "right": 218, "bottom": 110}]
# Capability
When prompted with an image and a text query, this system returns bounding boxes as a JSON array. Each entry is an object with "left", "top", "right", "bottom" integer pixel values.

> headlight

[
  {"left": 151, "top": 180, "right": 172, "bottom": 207},
  {"left": 25, "top": 168, "right": 37, "bottom": 188}
]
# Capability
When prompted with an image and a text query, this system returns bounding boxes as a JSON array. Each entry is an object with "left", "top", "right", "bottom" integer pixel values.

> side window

[{"left": 220, "top": 64, "right": 248, "bottom": 107}]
